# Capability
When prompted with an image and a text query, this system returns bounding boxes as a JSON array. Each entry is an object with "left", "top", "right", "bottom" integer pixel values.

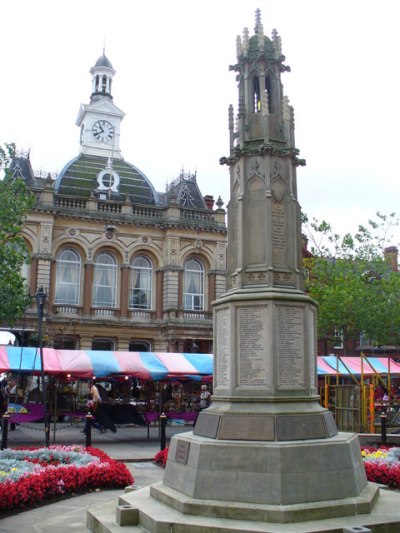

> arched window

[
  {"left": 184, "top": 258, "right": 204, "bottom": 310},
  {"left": 253, "top": 76, "right": 261, "bottom": 113},
  {"left": 265, "top": 74, "right": 272, "bottom": 113},
  {"left": 92, "top": 338, "right": 115, "bottom": 351},
  {"left": 21, "top": 261, "right": 29, "bottom": 289},
  {"left": 92, "top": 251, "right": 117, "bottom": 308},
  {"left": 130, "top": 255, "right": 153, "bottom": 309},
  {"left": 129, "top": 340, "right": 151, "bottom": 352},
  {"left": 55, "top": 248, "right": 81, "bottom": 305},
  {"left": 53, "top": 336, "right": 78, "bottom": 350}
]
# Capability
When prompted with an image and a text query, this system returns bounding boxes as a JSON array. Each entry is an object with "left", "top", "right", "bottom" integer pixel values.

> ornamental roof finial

[{"left": 255, "top": 8, "right": 262, "bottom": 34}]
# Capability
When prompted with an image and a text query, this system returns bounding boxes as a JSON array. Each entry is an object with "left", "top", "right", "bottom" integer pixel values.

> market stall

[
  {"left": 316, "top": 354, "right": 400, "bottom": 432},
  {"left": 0, "top": 347, "right": 213, "bottom": 428}
]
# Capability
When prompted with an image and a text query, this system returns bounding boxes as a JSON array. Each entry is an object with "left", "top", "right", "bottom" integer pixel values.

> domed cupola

[
  {"left": 76, "top": 51, "right": 124, "bottom": 159},
  {"left": 94, "top": 53, "right": 114, "bottom": 69},
  {"left": 64, "top": 52, "right": 159, "bottom": 206},
  {"left": 54, "top": 154, "right": 158, "bottom": 205},
  {"left": 90, "top": 49, "right": 115, "bottom": 100}
]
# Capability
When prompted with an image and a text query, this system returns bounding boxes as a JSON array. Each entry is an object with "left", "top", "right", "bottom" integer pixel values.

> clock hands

[{"left": 92, "top": 120, "right": 114, "bottom": 141}]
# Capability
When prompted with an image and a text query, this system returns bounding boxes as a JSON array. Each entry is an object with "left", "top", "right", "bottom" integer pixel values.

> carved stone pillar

[
  {"left": 156, "top": 270, "right": 163, "bottom": 319},
  {"left": 120, "top": 265, "right": 130, "bottom": 318},
  {"left": 29, "top": 257, "right": 39, "bottom": 295},
  {"left": 83, "top": 263, "right": 94, "bottom": 315},
  {"left": 208, "top": 272, "right": 216, "bottom": 312},
  {"left": 167, "top": 338, "right": 177, "bottom": 352},
  {"left": 177, "top": 269, "right": 183, "bottom": 308},
  {"left": 49, "top": 260, "right": 56, "bottom": 305}
]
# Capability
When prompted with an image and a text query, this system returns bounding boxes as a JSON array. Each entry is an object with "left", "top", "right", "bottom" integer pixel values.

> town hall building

[{"left": 9, "top": 52, "right": 227, "bottom": 353}]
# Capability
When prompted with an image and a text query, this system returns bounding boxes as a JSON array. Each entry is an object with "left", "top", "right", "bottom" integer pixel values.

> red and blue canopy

[
  {"left": 0, "top": 346, "right": 213, "bottom": 380},
  {"left": 317, "top": 355, "right": 400, "bottom": 376},
  {"left": 1, "top": 347, "right": 400, "bottom": 379}
]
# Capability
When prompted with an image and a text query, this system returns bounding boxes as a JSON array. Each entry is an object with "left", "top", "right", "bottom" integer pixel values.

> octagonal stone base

[{"left": 161, "top": 431, "right": 368, "bottom": 512}]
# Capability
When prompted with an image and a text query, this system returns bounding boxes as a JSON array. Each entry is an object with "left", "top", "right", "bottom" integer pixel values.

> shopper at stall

[
  {"left": 199, "top": 385, "right": 211, "bottom": 410},
  {"left": 82, "top": 381, "right": 105, "bottom": 433}
]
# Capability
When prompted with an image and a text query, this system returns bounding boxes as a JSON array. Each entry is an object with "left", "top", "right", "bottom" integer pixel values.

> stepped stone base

[
  {"left": 87, "top": 430, "right": 400, "bottom": 532},
  {"left": 87, "top": 485, "right": 400, "bottom": 533}
]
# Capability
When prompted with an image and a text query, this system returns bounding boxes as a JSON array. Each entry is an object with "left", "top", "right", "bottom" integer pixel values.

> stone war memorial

[{"left": 89, "top": 9, "right": 400, "bottom": 532}]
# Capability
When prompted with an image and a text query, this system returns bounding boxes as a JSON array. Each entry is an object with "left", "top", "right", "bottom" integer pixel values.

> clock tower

[{"left": 76, "top": 51, "right": 125, "bottom": 159}]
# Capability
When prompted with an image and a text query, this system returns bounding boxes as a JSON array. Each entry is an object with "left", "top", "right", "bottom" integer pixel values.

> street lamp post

[{"left": 35, "top": 286, "right": 50, "bottom": 447}]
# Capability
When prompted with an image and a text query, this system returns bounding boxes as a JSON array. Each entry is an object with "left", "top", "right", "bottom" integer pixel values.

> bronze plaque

[
  {"left": 323, "top": 411, "right": 338, "bottom": 437},
  {"left": 193, "top": 413, "right": 220, "bottom": 439},
  {"left": 218, "top": 415, "right": 274, "bottom": 441},
  {"left": 175, "top": 440, "right": 190, "bottom": 464},
  {"left": 276, "top": 415, "right": 326, "bottom": 441}
]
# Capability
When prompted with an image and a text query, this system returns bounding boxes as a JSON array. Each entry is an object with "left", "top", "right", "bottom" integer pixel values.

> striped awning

[{"left": 0, "top": 347, "right": 213, "bottom": 380}]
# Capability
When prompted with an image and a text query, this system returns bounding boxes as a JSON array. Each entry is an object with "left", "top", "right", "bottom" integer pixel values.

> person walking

[{"left": 82, "top": 381, "right": 104, "bottom": 433}]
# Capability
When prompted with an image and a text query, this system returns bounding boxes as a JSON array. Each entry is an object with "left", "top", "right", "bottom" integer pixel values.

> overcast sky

[{"left": 2, "top": 0, "right": 400, "bottom": 247}]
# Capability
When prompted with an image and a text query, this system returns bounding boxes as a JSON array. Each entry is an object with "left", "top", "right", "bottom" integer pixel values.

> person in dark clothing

[{"left": 82, "top": 394, "right": 104, "bottom": 433}]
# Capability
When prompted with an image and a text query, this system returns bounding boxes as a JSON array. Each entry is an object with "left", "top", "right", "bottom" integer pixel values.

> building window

[
  {"left": 92, "top": 251, "right": 117, "bottom": 308},
  {"left": 184, "top": 258, "right": 204, "bottom": 311},
  {"left": 333, "top": 328, "right": 344, "bottom": 350},
  {"left": 53, "top": 336, "right": 77, "bottom": 350},
  {"left": 55, "top": 248, "right": 81, "bottom": 305},
  {"left": 129, "top": 340, "right": 151, "bottom": 352},
  {"left": 92, "top": 338, "right": 115, "bottom": 351},
  {"left": 129, "top": 255, "right": 152, "bottom": 309},
  {"left": 359, "top": 332, "right": 375, "bottom": 349},
  {"left": 21, "top": 261, "right": 29, "bottom": 289}
]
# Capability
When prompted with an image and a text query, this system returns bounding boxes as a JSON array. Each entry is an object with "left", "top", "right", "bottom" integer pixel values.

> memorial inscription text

[
  {"left": 238, "top": 306, "right": 268, "bottom": 387},
  {"left": 216, "top": 308, "right": 231, "bottom": 388},
  {"left": 277, "top": 305, "right": 305, "bottom": 388}
]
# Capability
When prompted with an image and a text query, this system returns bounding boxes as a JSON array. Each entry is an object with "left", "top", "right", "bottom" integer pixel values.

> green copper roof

[
  {"left": 248, "top": 35, "right": 275, "bottom": 60},
  {"left": 55, "top": 154, "right": 158, "bottom": 205}
]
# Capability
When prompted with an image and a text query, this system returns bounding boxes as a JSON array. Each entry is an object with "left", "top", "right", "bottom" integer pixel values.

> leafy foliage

[
  {"left": 303, "top": 212, "right": 400, "bottom": 349},
  {"left": 0, "top": 143, "right": 35, "bottom": 324}
]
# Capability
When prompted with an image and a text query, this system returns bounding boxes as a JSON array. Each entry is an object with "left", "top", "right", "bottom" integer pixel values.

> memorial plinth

[
  {"left": 148, "top": 8, "right": 377, "bottom": 525},
  {"left": 88, "top": 9, "right": 400, "bottom": 532},
  {"left": 159, "top": 286, "right": 372, "bottom": 520}
]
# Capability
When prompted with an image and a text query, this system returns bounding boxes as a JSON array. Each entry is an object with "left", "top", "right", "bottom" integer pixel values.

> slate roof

[
  {"left": 54, "top": 154, "right": 158, "bottom": 205},
  {"left": 8, "top": 156, "right": 37, "bottom": 188},
  {"left": 94, "top": 53, "right": 113, "bottom": 69},
  {"left": 167, "top": 173, "right": 206, "bottom": 209}
]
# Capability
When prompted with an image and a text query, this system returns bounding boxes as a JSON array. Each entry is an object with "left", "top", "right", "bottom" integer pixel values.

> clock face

[{"left": 92, "top": 120, "right": 115, "bottom": 142}]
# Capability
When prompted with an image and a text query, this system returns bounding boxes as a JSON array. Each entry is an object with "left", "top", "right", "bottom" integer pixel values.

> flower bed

[
  {"left": 0, "top": 445, "right": 133, "bottom": 514},
  {"left": 155, "top": 446, "right": 400, "bottom": 490},
  {"left": 362, "top": 446, "right": 400, "bottom": 489}
]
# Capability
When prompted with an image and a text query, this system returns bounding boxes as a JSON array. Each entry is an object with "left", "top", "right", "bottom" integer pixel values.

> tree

[
  {"left": 302, "top": 212, "right": 400, "bottom": 352},
  {"left": 0, "top": 144, "right": 35, "bottom": 325}
]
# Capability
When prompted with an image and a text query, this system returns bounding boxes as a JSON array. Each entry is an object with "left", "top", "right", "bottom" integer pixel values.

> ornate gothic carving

[{"left": 246, "top": 272, "right": 267, "bottom": 283}]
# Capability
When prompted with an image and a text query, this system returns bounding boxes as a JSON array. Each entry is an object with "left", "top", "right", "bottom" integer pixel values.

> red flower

[
  {"left": 0, "top": 446, "right": 133, "bottom": 515},
  {"left": 154, "top": 447, "right": 169, "bottom": 467}
]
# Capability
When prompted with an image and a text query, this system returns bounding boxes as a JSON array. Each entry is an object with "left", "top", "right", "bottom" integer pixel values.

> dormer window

[{"left": 96, "top": 159, "right": 120, "bottom": 193}]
